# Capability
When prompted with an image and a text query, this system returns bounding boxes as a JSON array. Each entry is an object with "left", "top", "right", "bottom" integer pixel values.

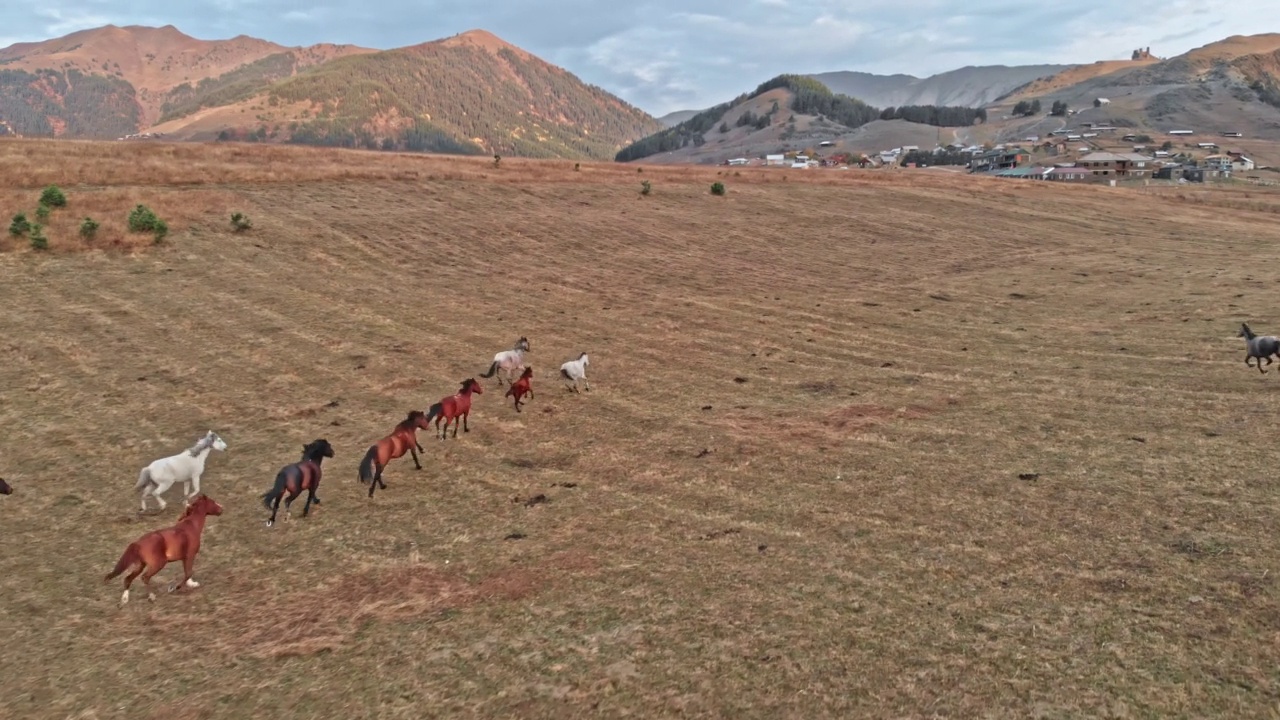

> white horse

[
  {"left": 560, "top": 352, "right": 590, "bottom": 393},
  {"left": 135, "top": 430, "right": 228, "bottom": 512},
  {"left": 480, "top": 336, "right": 530, "bottom": 386}
]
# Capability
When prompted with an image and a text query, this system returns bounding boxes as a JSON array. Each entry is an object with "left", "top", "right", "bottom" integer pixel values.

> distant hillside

[
  {"left": 810, "top": 64, "right": 1074, "bottom": 110},
  {"left": 616, "top": 75, "right": 986, "bottom": 164},
  {"left": 0, "top": 24, "right": 371, "bottom": 132},
  {"left": 0, "top": 25, "right": 662, "bottom": 159},
  {"left": 658, "top": 110, "right": 700, "bottom": 127},
  {"left": 993, "top": 35, "right": 1280, "bottom": 140}
]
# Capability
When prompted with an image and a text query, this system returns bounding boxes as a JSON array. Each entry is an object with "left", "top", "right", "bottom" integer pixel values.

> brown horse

[
  {"left": 359, "top": 410, "right": 431, "bottom": 497},
  {"left": 104, "top": 494, "right": 224, "bottom": 606},
  {"left": 0, "top": 477, "right": 11, "bottom": 495},
  {"left": 261, "top": 438, "right": 335, "bottom": 527},
  {"left": 425, "top": 378, "right": 484, "bottom": 439},
  {"left": 505, "top": 366, "right": 534, "bottom": 412}
]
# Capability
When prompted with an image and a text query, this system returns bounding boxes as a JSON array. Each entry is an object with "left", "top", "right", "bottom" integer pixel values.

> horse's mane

[
  {"left": 397, "top": 410, "right": 424, "bottom": 428},
  {"left": 186, "top": 433, "right": 212, "bottom": 457}
]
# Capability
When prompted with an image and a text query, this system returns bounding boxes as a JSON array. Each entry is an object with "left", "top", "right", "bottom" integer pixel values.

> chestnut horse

[
  {"left": 261, "top": 438, "right": 335, "bottom": 527},
  {"left": 104, "top": 493, "right": 224, "bottom": 606},
  {"left": 359, "top": 410, "right": 430, "bottom": 498},
  {"left": 505, "top": 366, "right": 535, "bottom": 412},
  {"left": 425, "top": 378, "right": 484, "bottom": 439},
  {"left": 0, "top": 477, "right": 11, "bottom": 495}
]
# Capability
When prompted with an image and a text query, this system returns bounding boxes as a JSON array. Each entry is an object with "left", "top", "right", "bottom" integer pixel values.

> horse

[
  {"left": 135, "top": 430, "right": 228, "bottom": 513},
  {"left": 480, "top": 336, "right": 530, "bottom": 386},
  {"left": 104, "top": 494, "right": 224, "bottom": 606},
  {"left": 0, "top": 477, "right": 11, "bottom": 495},
  {"left": 1239, "top": 323, "right": 1280, "bottom": 374},
  {"left": 425, "top": 378, "right": 484, "bottom": 439},
  {"left": 560, "top": 352, "right": 591, "bottom": 393},
  {"left": 505, "top": 366, "right": 535, "bottom": 412},
  {"left": 261, "top": 439, "right": 335, "bottom": 527},
  {"left": 359, "top": 410, "right": 430, "bottom": 497}
]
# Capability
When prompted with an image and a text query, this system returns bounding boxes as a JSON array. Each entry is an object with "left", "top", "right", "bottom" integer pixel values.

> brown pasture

[{"left": 3, "top": 138, "right": 1280, "bottom": 718}]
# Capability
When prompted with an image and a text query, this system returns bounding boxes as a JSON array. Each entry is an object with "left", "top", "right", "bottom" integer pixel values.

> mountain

[
  {"left": 658, "top": 109, "right": 700, "bottom": 127},
  {"left": 992, "top": 34, "right": 1280, "bottom": 140},
  {"left": 616, "top": 75, "right": 987, "bottom": 165},
  {"left": 0, "top": 25, "right": 663, "bottom": 160},
  {"left": 0, "top": 24, "right": 372, "bottom": 135},
  {"left": 810, "top": 64, "right": 1074, "bottom": 110}
]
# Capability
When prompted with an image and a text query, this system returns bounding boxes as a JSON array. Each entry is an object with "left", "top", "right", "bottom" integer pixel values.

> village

[{"left": 720, "top": 107, "right": 1269, "bottom": 185}]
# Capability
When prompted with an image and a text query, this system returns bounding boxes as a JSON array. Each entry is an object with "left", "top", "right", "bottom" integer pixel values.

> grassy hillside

[
  {"left": 812, "top": 64, "right": 1073, "bottom": 109},
  {"left": 0, "top": 68, "right": 140, "bottom": 137},
  {"left": 617, "top": 75, "right": 985, "bottom": 163},
  {"left": 253, "top": 31, "right": 662, "bottom": 159},
  {"left": 3, "top": 139, "right": 1280, "bottom": 717}
]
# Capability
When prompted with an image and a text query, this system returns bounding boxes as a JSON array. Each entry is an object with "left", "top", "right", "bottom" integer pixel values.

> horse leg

[
  {"left": 302, "top": 487, "right": 318, "bottom": 517},
  {"left": 283, "top": 487, "right": 302, "bottom": 521},
  {"left": 120, "top": 564, "right": 146, "bottom": 606},
  {"left": 410, "top": 446, "right": 422, "bottom": 470},
  {"left": 189, "top": 472, "right": 201, "bottom": 502},
  {"left": 368, "top": 465, "right": 382, "bottom": 498},
  {"left": 462, "top": 412, "right": 470, "bottom": 434},
  {"left": 169, "top": 554, "right": 198, "bottom": 593},
  {"left": 141, "top": 563, "right": 166, "bottom": 602},
  {"left": 267, "top": 494, "right": 284, "bottom": 527}
]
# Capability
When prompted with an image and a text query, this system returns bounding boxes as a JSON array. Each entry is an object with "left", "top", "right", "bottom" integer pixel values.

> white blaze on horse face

[{"left": 212, "top": 434, "right": 227, "bottom": 451}]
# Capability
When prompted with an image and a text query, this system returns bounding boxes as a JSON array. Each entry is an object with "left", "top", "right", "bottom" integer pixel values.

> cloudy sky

[{"left": 0, "top": 0, "right": 1272, "bottom": 116}]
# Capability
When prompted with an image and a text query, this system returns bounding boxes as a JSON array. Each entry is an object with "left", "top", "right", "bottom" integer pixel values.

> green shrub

[
  {"left": 127, "top": 204, "right": 169, "bottom": 243},
  {"left": 79, "top": 217, "right": 99, "bottom": 240},
  {"left": 9, "top": 213, "right": 30, "bottom": 237},
  {"left": 640, "top": 180, "right": 652, "bottom": 196},
  {"left": 34, "top": 203, "right": 50, "bottom": 223},
  {"left": 230, "top": 212, "right": 252, "bottom": 232},
  {"left": 29, "top": 223, "right": 48, "bottom": 250},
  {"left": 39, "top": 185, "right": 67, "bottom": 208},
  {"left": 573, "top": 162, "right": 580, "bottom": 171},
  {"left": 493, "top": 154, "right": 502, "bottom": 168},
  {"left": 710, "top": 182, "right": 726, "bottom": 196}
]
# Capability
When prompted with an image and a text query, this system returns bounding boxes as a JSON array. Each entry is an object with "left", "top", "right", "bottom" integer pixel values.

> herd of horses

[{"left": 92, "top": 336, "right": 592, "bottom": 606}]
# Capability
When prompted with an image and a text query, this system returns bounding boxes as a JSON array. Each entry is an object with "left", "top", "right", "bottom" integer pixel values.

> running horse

[
  {"left": 104, "top": 494, "right": 224, "bottom": 606},
  {"left": 425, "top": 378, "right": 484, "bottom": 439},
  {"left": 359, "top": 410, "right": 431, "bottom": 498},
  {"left": 261, "top": 438, "right": 335, "bottom": 527},
  {"left": 1238, "top": 322, "right": 1280, "bottom": 374},
  {"left": 505, "top": 366, "right": 535, "bottom": 412},
  {"left": 480, "top": 336, "right": 530, "bottom": 387}
]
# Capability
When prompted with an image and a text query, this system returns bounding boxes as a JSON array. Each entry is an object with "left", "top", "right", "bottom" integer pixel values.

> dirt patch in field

[
  {"left": 145, "top": 551, "right": 598, "bottom": 660},
  {"left": 717, "top": 400, "right": 950, "bottom": 453}
]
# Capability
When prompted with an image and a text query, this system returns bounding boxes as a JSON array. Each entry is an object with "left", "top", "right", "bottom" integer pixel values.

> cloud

[{"left": 0, "top": 0, "right": 1270, "bottom": 116}]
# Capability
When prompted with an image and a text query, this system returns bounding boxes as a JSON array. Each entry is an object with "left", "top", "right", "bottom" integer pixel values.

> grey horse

[{"left": 1238, "top": 323, "right": 1280, "bottom": 374}]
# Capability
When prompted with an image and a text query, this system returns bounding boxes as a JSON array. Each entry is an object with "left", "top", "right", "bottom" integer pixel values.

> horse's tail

[
  {"left": 134, "top": 467, "right": 152, "bottom": 492},
  {"left": 104, "top": 543, "right": 141, "bottom": 582},
  {"left": 480, "top": 360, "right": 499, "bottom": 378},
  {"left": 358, "top": 445, "right": 378, "bottom": 485},
  {"left": 261, "top": 470, "right": 288, "bottom": 510},
  {"left": 560, "top": 368, "right": 572, "bottom": 380},
  {"left": 425, "top": 402, "right": 443, "bottom": 424}
]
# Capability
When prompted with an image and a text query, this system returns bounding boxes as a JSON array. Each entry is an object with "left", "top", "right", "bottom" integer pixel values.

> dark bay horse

[
  {"left": 505, "top": 366, "right": 534, "bottom": 412},
  {"left": 104, "top": 494, "right": 224, "bottom": 606},
  {"left": 1239, "top": 323, "right": 1280, "bottom": 374},
  {"left": 425, "top": 378, "right": 483, "bottom": 439},
  {"left": 262, "top": 439, "right": 335, "bottom": 526},
  {"left": 359, "top": 410, "right": 430, "bottom": 498}
]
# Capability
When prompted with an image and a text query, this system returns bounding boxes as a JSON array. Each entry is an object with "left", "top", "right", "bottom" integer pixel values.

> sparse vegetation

[
  {"left": 640, "top": 179, "right": 651, "bottom": 196},
  {"left": 8, "top": 212, "right": 30, "bottom": 237},
  {"left": 1011, "top": 99, "right": 1041, "bottom": 116},
  {"left": 710, "top": 181, "right": 726, "bottom": 195},
  {"left": 39, "top": 184, "right": 66, "bottom": 208},
  {"left": 27, "top": 222, "right": 47, "bottom": 250},
  {"left": 78, "top": 216, "right": 99, "bottom": 240},
  {"left": 127, "top": 203, "right": 168, "bottom": 243},
  {"left": 1050, "top": 100, "right": 1068, "bottom": 116},
  {"left": 34, "top": 203, "right": 49, "bottom": 223},
  {"left": 230, "top": 212, "right": 252, "bottom": 232}
]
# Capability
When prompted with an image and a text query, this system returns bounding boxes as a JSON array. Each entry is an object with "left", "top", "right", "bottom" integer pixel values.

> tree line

[
  {"left": 0, "top": 68, "right": 139, "bottom": 138},
  {"left": 617, "top": 74, "right": 991, "bottom": 162}
]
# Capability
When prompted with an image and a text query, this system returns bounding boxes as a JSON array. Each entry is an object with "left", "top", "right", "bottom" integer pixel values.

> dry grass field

[{"left": 4, "top": 138, "right": 1280, "bottom": 719}]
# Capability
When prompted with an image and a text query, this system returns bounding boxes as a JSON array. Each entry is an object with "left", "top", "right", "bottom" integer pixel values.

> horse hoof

[{"left": 266, "top": 520, "right": 274, "bottom": 527}]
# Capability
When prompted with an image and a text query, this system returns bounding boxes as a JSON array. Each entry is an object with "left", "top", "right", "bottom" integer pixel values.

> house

[
  {"left": 765, "top": 154, "right": 785, "bottom": 166},
  {"left": 790, "top": 161, "right": 809, "bottom": 169},
  {"left": 1197, "top": 142, "right": 1218, "bottom": 150},
  {"left": 1203, "top": 154, "right": 1232, "bottom": 172},
  {"left": 1168, "top": 129, "right": 1194, "bottom": 135},
  {"left": 1024, "top": 135, "right": 1040, "bottom": 142},
  {"left": 818, "top": 140, "right": 834, "bottom": 147},
  {"left": 1221, "top": 131, "right": 1244, "bottom": 138},
  {"left": 969, "top": 148, "right": 1030, "bottom": 173},
  {"left": 901, "top": 145, "right": 920, "bottom": 152},
  {"left": 1153, "top": 164, "right": 1183, "bottom": 180},
  {"left": 1083, "top": 132, "right": 1098, "bottom": 138},
  {"left": 1122, "top": 134, "right": 1139, "bottom": 141},
  {"left": 1045, "top": 166, "right": 1091, "bottom": 182},
  {"left": 1095, "top": 98, "right": 1111, "bottom": 105},
  {"left": 1076, "top": 151, "right": 1154, "bottom": 177},
  {"left": 727, "top": 158, "right": 749, "bottom": 166},
  {"left": 1227, "top": 153, "right": 1255, "bottom": 172}
]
